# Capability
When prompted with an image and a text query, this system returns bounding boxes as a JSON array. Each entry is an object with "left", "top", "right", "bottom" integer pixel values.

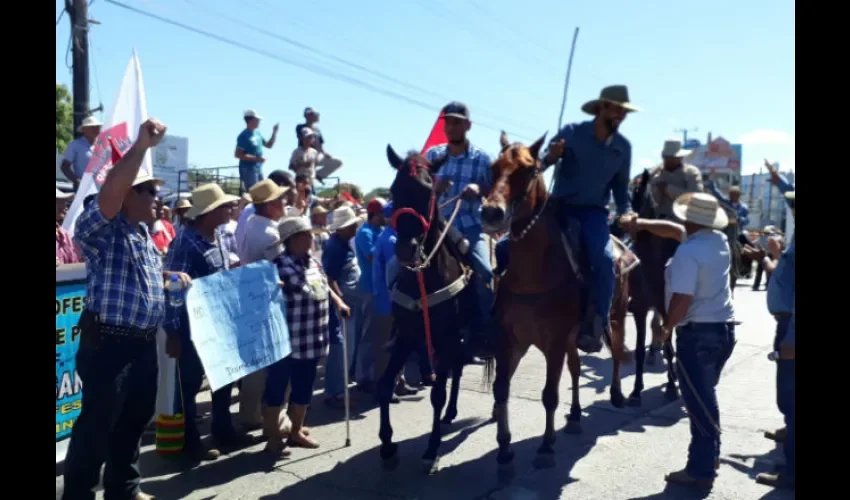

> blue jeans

[
  {"left": 562, "top": 206, "right": 615, "bottom": 321},
  {"left": 774, "top": 316, "right": 795, "bottom": 480},
  {"left": 460, "top": 225, "right": 495, "bottom": 326},
  {"left": 675, "top": 322, "right": 736, "bottom": 481},
  {"left": 239, "top": 164, "right": 262, "bottom": 191},
  {"left": 324, "top": 289, "right": 364, "bottom": 398},
  {"left": 63, "top": 333, "right": 158, "bottom": 500},
  {"left": 173, "top": 334, "right": 235, "bottom": 449}
]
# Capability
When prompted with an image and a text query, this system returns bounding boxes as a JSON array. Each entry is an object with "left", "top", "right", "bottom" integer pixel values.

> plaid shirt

[
  {"left": 274, "top": 252, "right": 330, "bottom": 359},
  {"left": 74, "top": 201, "right": 165, "bottom": 329},
  {"left": 163, "top": 225, "right": 229, "bottom": 333},
  {"left": 426, "top": 143, "right": 492, "bottom": 233}
]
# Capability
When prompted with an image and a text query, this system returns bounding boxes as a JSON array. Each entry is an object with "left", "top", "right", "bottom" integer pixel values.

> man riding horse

[{"left": 538, "top": 85, "right": 639, "bottom": 353}]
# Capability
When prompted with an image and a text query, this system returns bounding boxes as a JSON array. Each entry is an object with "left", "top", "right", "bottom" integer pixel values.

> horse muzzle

[{"left": 481, "top": 204, "right": 509, "bottom": 234}]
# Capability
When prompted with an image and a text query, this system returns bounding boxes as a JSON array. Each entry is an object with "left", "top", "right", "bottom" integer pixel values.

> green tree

[
  {"left": 317, "top": 182, "right": 363, "bottom": 201},
  {"left": 364, "top": 187, "right": 391, "bottom": 201},
  {"left": 56, "top": 83, "right": 73, "bottom": 153}
]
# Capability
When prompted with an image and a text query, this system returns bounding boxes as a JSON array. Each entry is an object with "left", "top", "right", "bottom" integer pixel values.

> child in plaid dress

[{"left": 263, "top": 217, "right": 351, "bottom": 454}]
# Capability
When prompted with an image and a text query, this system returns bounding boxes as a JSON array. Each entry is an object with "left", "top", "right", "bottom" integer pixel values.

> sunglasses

[{"left": 132, "top": 183, "right": 159, "bottom": 197}]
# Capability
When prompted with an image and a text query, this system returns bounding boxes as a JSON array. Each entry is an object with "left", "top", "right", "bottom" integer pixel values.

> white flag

[{"left": 63, "top": 49, "right": 152, "bottom": 234}]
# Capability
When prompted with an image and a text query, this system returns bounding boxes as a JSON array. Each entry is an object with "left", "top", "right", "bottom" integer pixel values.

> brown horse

[{"left": 480, "top": 133, "right": 632, "bottom": 481}]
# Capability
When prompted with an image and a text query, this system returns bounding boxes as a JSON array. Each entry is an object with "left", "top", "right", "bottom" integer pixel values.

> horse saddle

[{"left": 559, "top": 215, "right": 641, "bottom": 282}]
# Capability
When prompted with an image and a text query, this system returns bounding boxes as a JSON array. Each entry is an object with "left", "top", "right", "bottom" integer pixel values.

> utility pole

[
  {"left": 68, "top": 0, "right": 90, "bottom": 138},
  {"left": 674, "top": 127, "right": 698, "bottom": 145}
]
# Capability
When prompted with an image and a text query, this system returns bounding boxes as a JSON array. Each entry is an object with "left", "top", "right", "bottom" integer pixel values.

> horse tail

[{"left": 481, "top": 357, "right": 496, "bottom": 392}]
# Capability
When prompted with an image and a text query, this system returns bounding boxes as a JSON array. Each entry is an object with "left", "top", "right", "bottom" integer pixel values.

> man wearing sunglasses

[
  {"left": 540, "top": 85, "right": 638, "bottom": 355},
  {"left": 62, "top": 118, "right": 190, "bottom": 500}
]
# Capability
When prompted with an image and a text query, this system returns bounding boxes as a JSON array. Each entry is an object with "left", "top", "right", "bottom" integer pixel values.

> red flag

[
  {"left": 108, "top": 136, "right": 124, "bottom": 164},
  {"left": 421, "top": 112, "right": 448, "bottom": 154}
]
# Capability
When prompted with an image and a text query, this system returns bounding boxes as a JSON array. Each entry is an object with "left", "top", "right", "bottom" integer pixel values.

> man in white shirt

[
  {"left": 235, "top": 170, "right": 294, "bottom": 256},
  {"left": 236, "top": 179, "right": 290, "bottom": 430}
]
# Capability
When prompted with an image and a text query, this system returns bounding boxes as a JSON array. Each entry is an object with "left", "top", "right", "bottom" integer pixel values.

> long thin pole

[
  {"left": 68, "top": 0, "right": 90, "bottom": 136},
  {"left": 557, "top": 27, "right": 580, "bottom": 130},
  {"left": 340, "top": 313, "right": 351, "bottom": 447}
]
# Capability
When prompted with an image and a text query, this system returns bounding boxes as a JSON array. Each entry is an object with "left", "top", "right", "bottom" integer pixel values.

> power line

[{"left": 103, "top": 0, "right": 537, "bottom": 141}]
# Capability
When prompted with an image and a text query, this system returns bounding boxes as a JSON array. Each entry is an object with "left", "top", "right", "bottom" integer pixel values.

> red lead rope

[{"left": 390, "top": 160, "right": 439, "bottom": 372}]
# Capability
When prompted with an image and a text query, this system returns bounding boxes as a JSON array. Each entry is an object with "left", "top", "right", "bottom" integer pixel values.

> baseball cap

[
  {"left": 304, "top": 107, "right": 317, "bottom": 116},
  {"left": 367, "top": 197, "right": 387, "bottom": 214},
  {"left": 381, "top": 200, "right": 394, "bottom": 218},
  {"left": 442, "top": 101, "right": 470, "bottom": 120},
  {"left": 268, "top": 170, "right": 294, "bottom": 187},
  {"left": 244, "top": 109, "right": 263, "bottom": 120}
]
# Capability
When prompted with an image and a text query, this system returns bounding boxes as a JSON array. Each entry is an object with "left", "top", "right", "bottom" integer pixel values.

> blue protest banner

[
  {"left": 56, "top": 281, "right": 85, "bottom": 442},
  {"left": 186, "top": 261, "right": 291, "bottom": 391}
]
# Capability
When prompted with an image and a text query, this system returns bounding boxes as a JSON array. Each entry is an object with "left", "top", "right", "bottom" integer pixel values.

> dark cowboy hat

[{"left": 581, "top": 85, "right": 641, "bottom": 115}]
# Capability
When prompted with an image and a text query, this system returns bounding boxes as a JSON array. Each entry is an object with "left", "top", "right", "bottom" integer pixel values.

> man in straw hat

[
  {"left": 62, "top": 118, "right": 189, "bottom": 500},
  {"left": 321, "top": 205, "right": 367, "bottom": 406},
  {"left": 235, "top": 109, "right": 279, "bottom": 190},
  {"left": 61, "top": 115, "right": 103, "bottom": 190},
  {"left": 235, "top": 178, "right": 292, "bottom": 430},
  {"left": 162, "top": 183, "right": 256, "bottom": 461},
  {"left": 173, "top": 199, "right": 193, "bottom": 231},
  {"left": 310, "top": 205, "right": 330, "bottom": 258},
  {"left": 622, "top": 191, "right": 736, "bottom": 488},
  {"left": 234, "top": 170, "right": 294, "bottom": 254},
  {"left": 539, "top": 84, "right": 639, "bottom": 354},
  {"left": 649, "top": 138, "right": 704, "bottom": 265},
  {"left": 754, "top": 160, "right": 795, "bottom": 490}
]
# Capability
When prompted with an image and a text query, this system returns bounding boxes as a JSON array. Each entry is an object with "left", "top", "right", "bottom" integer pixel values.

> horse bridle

[
  {"left": 498, "top": 144, "right": 549, "bottom": 242},
  {"left": 390, "top": 158, "right": 444, "bottom": 270}
]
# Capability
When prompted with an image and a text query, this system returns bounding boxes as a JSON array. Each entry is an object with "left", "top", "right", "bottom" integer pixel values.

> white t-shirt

[{"left": 237, "top": 213, "right": 282, "bottom": 264}]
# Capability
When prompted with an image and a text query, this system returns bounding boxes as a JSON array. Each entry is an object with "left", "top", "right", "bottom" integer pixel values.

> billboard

[
  {"left": 153, "top": 135, "right": 189, "bottom": 196},
  {"left": 685, "top": 136, "right": 742, "bottom": 175}
]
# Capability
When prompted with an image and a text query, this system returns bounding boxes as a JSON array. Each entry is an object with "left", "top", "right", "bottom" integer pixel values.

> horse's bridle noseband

[{"left": 391, "top": 159, "right": 440, "bottom": 268}]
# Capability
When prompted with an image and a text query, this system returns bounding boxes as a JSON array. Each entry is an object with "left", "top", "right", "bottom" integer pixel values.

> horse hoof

[
  {"left": 610, "top": 392, "right": 625, "bottom": 409},
  {"left": 664, "top": 387, "right": 679, "bottom": 402},
  {"left": 626, "top": 394, "right": 642, "bottom": 407},
  {"left": 441, "top": 414, "right": 456, "bottom": 426},
  {"left": 421, "top": 457, "right": 440, "bottom": 475},
  {"left": 497, "top": 462, "right": 516, "bottom": 484},
  {"left": 533, "top": 453, "right": 556, "bottom": 469},
  {"left": 564, "top": 420, "right": 583, "bottom": 434},
  {"left": 381, "top": 453, "right": 400, "bottom": 471}
]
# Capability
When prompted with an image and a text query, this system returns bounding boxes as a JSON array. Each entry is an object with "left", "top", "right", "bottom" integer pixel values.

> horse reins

[{"left": 391, "top": 158, "right": 464, "bottom": 370}]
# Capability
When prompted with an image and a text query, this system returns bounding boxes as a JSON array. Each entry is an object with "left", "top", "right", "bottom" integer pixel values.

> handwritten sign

[{"left": 186, "top": 261, "right": 291, "bottom": 391}]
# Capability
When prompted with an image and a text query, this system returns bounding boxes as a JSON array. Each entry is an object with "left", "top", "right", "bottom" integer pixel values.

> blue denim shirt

[
  {"left": 354, "top": 222, "right": 382, "bottom": 294},
  {"left": 766, "top": 176, "right": 795, "bottom": 344},
  {"left": 546, "top": 120, "right": 632, "bottom": 215}
]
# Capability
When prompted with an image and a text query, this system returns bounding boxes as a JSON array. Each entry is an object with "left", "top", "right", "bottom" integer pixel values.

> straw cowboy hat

[
  {"left": 278, "top": 216, "right": 312, "bottom": 244},
  {"left": 175, "top": 199, "right": 192, "bottom": 210},
  {"left": 241, "top": 192, "right": 252, "bottom": 203},
  {"left": 131, "top": 172, "right": 165, "bottom": 188},
  {"left": 327, "top": 206, "right": 364, "bottom": 232},
  {"left": 311, "top": 205, "right": 329, "bottom": 216},
  {"left": 249, "top": 179, "right": 291, "bottom": 204},
  {"left": 762, "top": 225, "right": 778, "bottom": 235},
  {"left": 785, "top": 191, "right": 795, "bottom": 202},
  {"left": 56, "top": 188, "right": 73, "bottom": 200},
  {"left": 77, "top": 115, "right": 102, "bottom": 132},
  {"left": 581, "top": 85, "right": 641, "bottom": 115},
  {"left": 185, "top": 183, "right": 239, "bottom": 219},
  {"left": 661, "top": 139, "right": 691, "bottom": 158},
  {"left": 672, "top": 192, "right": 729, "bottom": 230}
]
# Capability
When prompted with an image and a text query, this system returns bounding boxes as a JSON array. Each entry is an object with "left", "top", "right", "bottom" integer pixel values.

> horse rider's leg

[
  {"left": 442, "top": 356, "right": 463, "bottom": 425},
  {"left": 572, "top": 207, "right": 615, "bottom": 354},
  {"left": 461, "top": 226, "right": 497, "bottom": 358},
  {"left": 378, "top": 336, "right": 413, "bottom": 469},
  {"left": 493, "top": 233, "right": 510, "bottom": 276},
  {"left": 493, "top": 335, "right": 526, "bottom": 482},
  {"left": 422, "top": 361, "right": 451, "bottom": 473},
  {"left": 534, "top": 340, "right": 567, "bottom": 469},
  {"left": 662, "top": 340, "right": 679, "bottom": 401},
  {"left": 565, "top": 325, "right": 583, "bottom": 434}
]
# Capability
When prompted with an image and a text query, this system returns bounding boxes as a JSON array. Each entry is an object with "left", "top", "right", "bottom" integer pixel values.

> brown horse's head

[
  {"left": 481, "top": 132, "right": 547, "bottom": 234},
  {"left": 386, "top": 144, "right": 447, "bottom": 266}
]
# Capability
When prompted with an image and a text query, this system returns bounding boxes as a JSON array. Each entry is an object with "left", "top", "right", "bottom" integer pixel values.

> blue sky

[{"left": 56, "top": 0, "right": 795, "bottom": 192}]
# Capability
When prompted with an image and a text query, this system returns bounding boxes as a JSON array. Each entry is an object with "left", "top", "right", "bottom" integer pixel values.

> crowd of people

[{"left": 55, "top": 87, "right": 794, "bottom": 499}]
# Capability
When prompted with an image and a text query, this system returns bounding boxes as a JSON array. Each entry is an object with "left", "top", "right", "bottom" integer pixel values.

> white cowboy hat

[
  {"left": 131, "top": 173, "right": 165, "bottom": 188},
  {"left": 661, "top": 139, "right": 691, "bottom": 158},
  {"left": 244, "top": 109, "right": 263, "bottom": 120},
  {"left": 327, "top": 206, "right": 364, "bottom": 232},
  {"left": 249, "top": 179, "right": 291, "bottom": 204},
  {"left": 185, "top": 183, "right": 239, "bottom": 219},
  {"left": 784, "top": 191, "right": 795, "bottom": 201},
  {"left": 581, "top": 85, "right": 641, "bottom": 115},
  {"left": 278, "top": 216, "right": 312, "bottom": 244},
  {"left": 77, "top": 115, "right": 102, "bottom": 132},
  {"left": 56, "top": 189, "right": 73, "bottom": 200},
  {"left": 762, "top": 225, "right": 778, "bottom": 234},
  {"left": 672, "top": 192, "right": 729, "bottom": 230}
]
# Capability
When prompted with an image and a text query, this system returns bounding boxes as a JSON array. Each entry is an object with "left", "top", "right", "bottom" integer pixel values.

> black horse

[
  {"left": 618, "top": 170, "right": 678, "bottom": 405},
  {"left": 378, "top": 145, "right": 493, "bottom": 474}
]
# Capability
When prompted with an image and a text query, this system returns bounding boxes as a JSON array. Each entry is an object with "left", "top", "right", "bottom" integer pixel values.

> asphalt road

[{"left": 56, "top": 278, "right": 794, "bottom": 500}]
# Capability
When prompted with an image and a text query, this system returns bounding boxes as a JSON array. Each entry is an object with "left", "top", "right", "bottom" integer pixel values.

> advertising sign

[
  {"left": 686, "top": 136, "right": 743, "bottom": 175},
  {"left": 153, "top": 135, "right": 189, "bottom": 196}
]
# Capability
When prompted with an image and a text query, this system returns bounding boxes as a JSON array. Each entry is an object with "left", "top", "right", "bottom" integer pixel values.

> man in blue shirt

[
  {"left": 539, "top": 85, "right": 637, "bottom": 353},
  {"left": 353, "top": 198, "right": 387, "bottom": 387},
  {"left": 707, "top": 181, "right": 750, "bottom": 244},
  {"left": 425, "top": 101, "right": 495, "bottom": 358},
  {"left": 235, "top": 109, "right": 279, "bottom": 190},
  {"left": 755, "top": 165, "right": 795, "bottom": 491}
]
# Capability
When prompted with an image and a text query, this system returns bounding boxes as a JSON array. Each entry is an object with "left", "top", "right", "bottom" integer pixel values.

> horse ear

[
  {"left": 528, "top": 132, "right": 548, "bottom": 161},
  {"left": 430, "top": 154, "right": 447, "bottom": 174},
  {"left": 386, "top": 144, "right": 403, "bottom": 170},
  {"left": 499, "top": 130, "right": 509, "bottom": 149}
]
